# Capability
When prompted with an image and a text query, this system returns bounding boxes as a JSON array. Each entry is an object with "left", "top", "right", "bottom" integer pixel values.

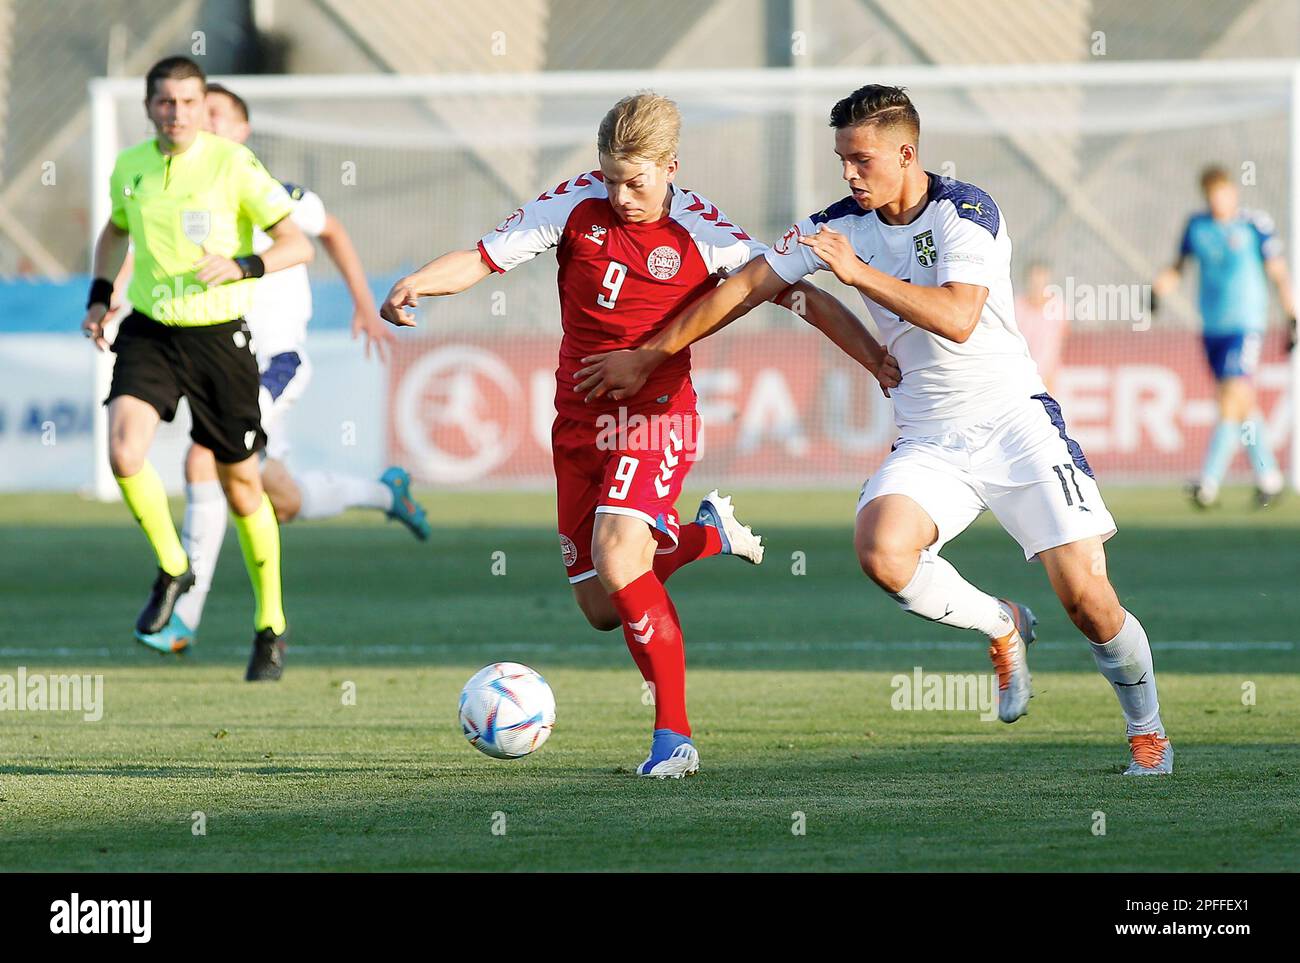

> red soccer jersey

[{"left": 478, "top": 172, "right": 766, "bottom": 421}]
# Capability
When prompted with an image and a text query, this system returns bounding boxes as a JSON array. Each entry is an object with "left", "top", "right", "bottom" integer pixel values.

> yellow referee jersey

[{"left": 109, "top": 130, "right": 293, "bottom": 326}]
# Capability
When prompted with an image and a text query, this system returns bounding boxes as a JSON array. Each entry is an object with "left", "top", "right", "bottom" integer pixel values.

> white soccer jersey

[
  {"left": 765, "top": 173, "right": 1044, "bottom": 437},
  {"left": 247, "top": 183, "right": 328, "bottom": 362}
]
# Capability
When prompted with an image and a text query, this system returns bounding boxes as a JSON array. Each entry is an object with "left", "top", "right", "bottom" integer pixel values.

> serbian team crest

[
  {"left": 913, "top": 229, "right": 936, "bottom": 267},
  {"left": 646, "top": 245, "right": 681, "bottom": 280},
  {"left": 559, "top": 534, "right": 578, "bottom": 568},
  {"left": 181, "top": 210, "right": 211, "bottom": 246}
]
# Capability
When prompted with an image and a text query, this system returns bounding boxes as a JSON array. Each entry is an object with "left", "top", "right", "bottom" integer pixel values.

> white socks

[
  {"left": 891, "top": 550, "right": 1014, "bottom": 638},
  {"left": 1091, "top": 610, "right": 1163, "bottom": 736},
  {"left": 175, "top": 480, "right": 228, "bottom": 630},
  {"left": 893, "top": 553, "right": 1164, "bottom": 739},
  {"left": 296, "top": 470, "right": 391, "bottom": 520},
  {"left": 173, "top": 471, "right": 391, "bottom": 630}
]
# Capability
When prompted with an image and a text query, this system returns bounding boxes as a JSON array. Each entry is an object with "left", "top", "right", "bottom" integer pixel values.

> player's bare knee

[
  {"left": 219, "top": 471, "right": 263, "bottom": 517},
  {"left": 591, "top": 529, "right": 652, "bottom": 586},
  {"left": 591, "top": 550, "right": 634, "bottom": 590},
  {"left": 1060, "top": 584, "right": 1122, "bottom": 642},
  {"left": 856, "top": 534, "right": 917, "bottom": 593},
  {"left": 107, "top": 444, "right": 145, "bottom": 479},
  {"left": 107, "top": 424, "right": 147, "bottom": 477},
  {"left": 226, "top": 489, "right": 261, "bottom": 517}
]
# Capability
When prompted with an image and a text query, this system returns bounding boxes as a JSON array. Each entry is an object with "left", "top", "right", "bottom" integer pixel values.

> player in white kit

[
  {"left": 575, "top": 85, "right": 1172, "bottom": 775},
  {"left": 135, "top": 83, "right": 431, "bottom": 654}
]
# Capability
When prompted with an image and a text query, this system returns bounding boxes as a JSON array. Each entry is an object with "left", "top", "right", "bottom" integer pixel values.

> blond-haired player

[
  {"left": 383, "top": 93, "right": 898, "bottom": 776},
  {"left": 579, "top": 85, "right": 1173, "bottom": 776}
]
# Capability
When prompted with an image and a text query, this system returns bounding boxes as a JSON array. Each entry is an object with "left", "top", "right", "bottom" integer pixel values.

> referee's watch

[{"left": 234, "top": 254, "right": 266, "bottom": 279}]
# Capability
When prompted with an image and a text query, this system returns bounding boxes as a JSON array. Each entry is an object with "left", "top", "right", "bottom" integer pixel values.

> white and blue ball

[{"left": 458, "top": 662, "right": 556, "bottom": 759}]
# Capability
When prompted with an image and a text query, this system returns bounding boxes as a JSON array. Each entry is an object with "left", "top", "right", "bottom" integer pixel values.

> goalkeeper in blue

[{"left": 1155, "top": 165, "right": 1295, "bottom": 508}]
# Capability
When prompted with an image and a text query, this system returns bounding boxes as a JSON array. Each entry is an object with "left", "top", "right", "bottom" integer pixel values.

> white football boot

[{"left": 694, "top": 490, "right": 764, "bottom": 564}]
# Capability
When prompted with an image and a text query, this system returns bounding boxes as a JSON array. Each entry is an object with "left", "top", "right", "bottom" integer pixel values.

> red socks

[
  {"left": 608, "top": 571, "right": 690, "bottom": 736},
  {"left": 606, "top": 522, "right": 719, "bottom": 736},
  {"left": 653, "top": 522, "right": 722, "bottom": 583}
]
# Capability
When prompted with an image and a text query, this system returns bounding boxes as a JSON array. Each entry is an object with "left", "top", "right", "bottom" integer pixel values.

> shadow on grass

[
  {"left": 3, "top": 522, "right": 1296, "bottom": 673},
  {"left": 1, "top": 741, "right": 1295, "bottom": 872}
]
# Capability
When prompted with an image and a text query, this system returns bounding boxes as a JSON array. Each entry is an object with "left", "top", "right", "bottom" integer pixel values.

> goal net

[{"left": 89, "top": 63, "right": 1300, "bottom": 497}]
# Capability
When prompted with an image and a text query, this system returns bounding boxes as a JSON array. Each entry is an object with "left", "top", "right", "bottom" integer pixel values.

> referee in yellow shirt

[{"left": 80, "top": 56, "right": 313, "bottom": 681}]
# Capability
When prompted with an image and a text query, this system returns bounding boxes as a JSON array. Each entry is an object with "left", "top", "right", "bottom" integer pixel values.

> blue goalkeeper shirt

[{"left": 1178, "top": 209, "right": 1280, "bottom": 335}]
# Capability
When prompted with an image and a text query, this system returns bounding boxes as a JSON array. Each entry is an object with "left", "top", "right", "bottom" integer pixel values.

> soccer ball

[{"left": 458, "top": 662, "right": 556, "bottom": 759}]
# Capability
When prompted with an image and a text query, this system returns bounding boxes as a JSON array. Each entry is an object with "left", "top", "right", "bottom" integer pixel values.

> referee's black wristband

[
  {"left": 234, "top": 255, "right": 266, "bottom": 279},
  {"left": 87, "top": 277, "right": 114, "bottom": 309}
]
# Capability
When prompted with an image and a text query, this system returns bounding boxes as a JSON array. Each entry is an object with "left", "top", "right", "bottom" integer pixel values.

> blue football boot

[{"left": 636, "top": 728, "right": 700, "bottom": 778}]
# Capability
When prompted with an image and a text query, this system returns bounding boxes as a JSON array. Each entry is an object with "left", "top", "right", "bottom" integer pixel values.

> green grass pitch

[{"left": 0, "top": 486, "right": 1295, "bottom": 871}]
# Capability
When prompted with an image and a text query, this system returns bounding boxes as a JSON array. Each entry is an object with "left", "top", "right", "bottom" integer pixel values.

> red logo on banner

[{"left": 390, "top": 345, "right": 528, "bottom": 483}]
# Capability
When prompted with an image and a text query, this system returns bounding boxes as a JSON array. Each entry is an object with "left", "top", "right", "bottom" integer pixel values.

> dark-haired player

[
  {"left": 80, "top": 57, "right": 313, "bottom": 680},
  {"left": 579, "top": 85, "right": 1173, "bottom": 775},
  {"left": 132, "top": 82, "right": 430, "bottom": 656}
]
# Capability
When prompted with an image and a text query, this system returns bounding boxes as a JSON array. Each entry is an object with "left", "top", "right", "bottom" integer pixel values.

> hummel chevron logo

[
  {"left": 629, "top": 614, "right": 655, "bottom": 644},
  {"left": 655, "top": 430, "right": 683, "bottom": 496}
]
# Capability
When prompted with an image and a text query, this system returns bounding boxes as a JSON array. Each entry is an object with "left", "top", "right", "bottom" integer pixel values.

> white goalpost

[{"left": 88, "top": 60, "right": 1300, "bottom": 498}]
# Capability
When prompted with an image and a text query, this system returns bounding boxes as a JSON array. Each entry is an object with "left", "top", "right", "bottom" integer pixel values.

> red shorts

[{"left": 552, "top": 384, "right": 701, "bottom": 583}]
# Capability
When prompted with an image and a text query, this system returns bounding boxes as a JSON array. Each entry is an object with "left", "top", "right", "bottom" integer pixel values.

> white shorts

[
  {"left": 256, "top": 350, "right": 312, "bottom": 462},
  {"left": 855, "top": 393, "right": 1117, "bottom": 561}
]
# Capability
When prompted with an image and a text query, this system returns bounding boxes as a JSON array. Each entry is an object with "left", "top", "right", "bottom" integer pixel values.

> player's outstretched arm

[
  {"left": 316, "top": 213, "right": 391, "bottom": 360},
  {"left": 574, "top": 255, "right": 788, "bottom": 401},
  {"left": 798, "top": 224, "right": 986, "bottom": 343},
  {"left": 381, "top": 249, "right": 493, "bottom": 328},
  {"left": 259, "top": 217, "right": 314, "bottom": 273},
  {"left": 791, "top": 283, "right": 900, "bottom": 396},
  {"left": 81, "top": 220, "right": 130, "bottom": 351}
]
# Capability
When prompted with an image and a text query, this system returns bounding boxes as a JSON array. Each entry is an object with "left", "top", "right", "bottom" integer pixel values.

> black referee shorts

[{"left": 105, "top": 311, "right": 267, "bottom": 464}]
